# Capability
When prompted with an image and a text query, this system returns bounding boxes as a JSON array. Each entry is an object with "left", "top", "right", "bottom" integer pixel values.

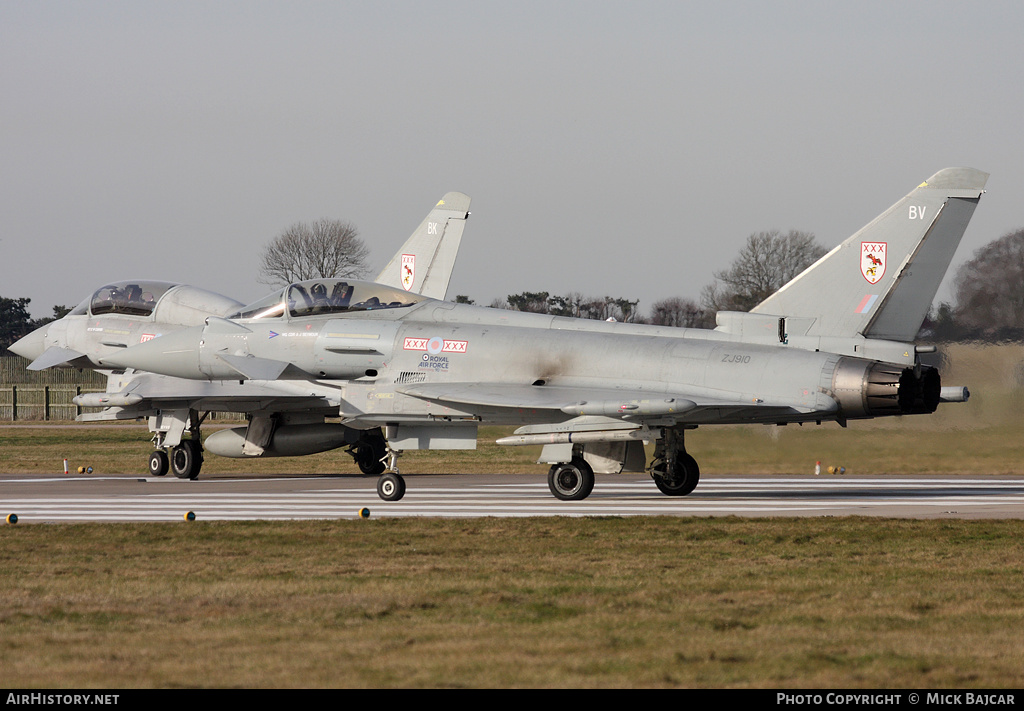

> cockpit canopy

[
  {"left": 72, "top": 281, "right": 179, "bottom": 317},
  {"left": 229, "top": 279, "right": 425, "bottom": 321},
  {"left": 68, "top": 281, "right": 244, "bottom": 324}
]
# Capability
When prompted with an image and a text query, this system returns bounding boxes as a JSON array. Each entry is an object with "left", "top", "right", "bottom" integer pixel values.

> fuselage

[{"left": 96, "top": 279, "right": 934, "bottom": 429}]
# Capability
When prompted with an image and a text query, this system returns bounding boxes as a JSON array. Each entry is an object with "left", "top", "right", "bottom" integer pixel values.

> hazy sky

[{"left": 3, "top": 1, "right": 1023, "bottom": 319}]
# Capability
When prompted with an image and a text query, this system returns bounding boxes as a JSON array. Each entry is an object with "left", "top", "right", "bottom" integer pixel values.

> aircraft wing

[
  {"left": 395, "top": 382, "right": 827, "bottom": 423},
  {"left": 74, "top": 372, "right": 343, "bottom": 421}
]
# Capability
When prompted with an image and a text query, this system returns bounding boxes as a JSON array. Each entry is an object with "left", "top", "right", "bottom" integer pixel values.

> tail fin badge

[
  {"left": 860, "top": 242, "right": 886, "bottom": 284},
  {"left": 401, "top": 254, "right": 416, "bottom": 291}
]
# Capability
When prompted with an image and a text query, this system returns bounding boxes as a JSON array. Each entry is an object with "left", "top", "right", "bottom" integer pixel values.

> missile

[
  {"left": 496, "top": 427, "right": 661, "bottom": 447},
  {"left": 72, "top": 392, "right": 145, "bottom": 408}
]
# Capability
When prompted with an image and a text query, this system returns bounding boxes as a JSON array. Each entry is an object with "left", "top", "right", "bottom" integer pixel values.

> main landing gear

[
  {"left": 148, "top": 439, "right": 204, "bottom": 479},
  {"left": 347, "top": 430, "right": 388, "bottom": 475},
  {"left": 648, "top": 428, "right": 700, "bottom": 496},
  {"left": 148, "top": 409, "right": 205, "bottom": 480},
  {"left": 541, "top": 427, "right": 701, "bottom": 501},
  {"left": 547, "top": 457, "right": 596, "bottom": 501}
]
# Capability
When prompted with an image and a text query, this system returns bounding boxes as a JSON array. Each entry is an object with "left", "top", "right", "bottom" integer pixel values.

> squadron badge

[
  {"left": 860, "top": 242, "right": 886, "bottom": 284},
  {"left": 401, "top": 254, "right": 416, "bottom": 291}
]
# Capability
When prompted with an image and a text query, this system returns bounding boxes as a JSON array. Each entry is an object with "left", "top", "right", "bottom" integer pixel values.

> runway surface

[{"left": 4, "top": 472, "right": 1024, "bottom": 522}]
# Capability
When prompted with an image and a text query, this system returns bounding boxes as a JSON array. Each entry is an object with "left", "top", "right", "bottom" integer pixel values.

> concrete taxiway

[{"left": 4, "top": 472, "right": 1024, "bottom": 522}]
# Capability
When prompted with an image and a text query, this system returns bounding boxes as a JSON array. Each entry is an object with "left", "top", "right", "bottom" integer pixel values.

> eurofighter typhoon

[{"left": 11, "top": 170, "right": 986, "bottom": 502}]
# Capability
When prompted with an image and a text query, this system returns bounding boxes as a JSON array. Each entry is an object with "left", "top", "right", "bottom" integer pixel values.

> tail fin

[
  {"left": 752, "top": 168, "right": 988, "bottom": 341},
  {"left": 374, "top": 192, "right": 471, "bottom": 300}
]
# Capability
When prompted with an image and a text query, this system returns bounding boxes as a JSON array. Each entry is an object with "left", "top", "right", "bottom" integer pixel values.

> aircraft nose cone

[{"left": 7, "top": 325, "right": 47, "bottom": 361}]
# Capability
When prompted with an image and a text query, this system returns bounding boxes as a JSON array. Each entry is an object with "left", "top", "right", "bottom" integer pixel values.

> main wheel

[
  {"left": 148, "top": 450, "right": 169, "bottom": 477},
  {"left": 354, "top": 435, "right": 387, "bottom": 476},
  {"left": 547, "top": 457, "right": 595, "bottom": 501},
  {"left": 653, "top": 452, "right": 700, "bottom": 496},
  {"left": 171, "top": 440, "right": 203, "bottom": 480},
  {"left": 376, "top": 472, "right": 406, "bottom": 501}
]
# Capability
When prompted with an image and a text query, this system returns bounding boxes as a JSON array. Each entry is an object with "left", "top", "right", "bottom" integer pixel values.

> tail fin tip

[{"left": 920, "top": 167, "right": 988, "bottom": 192}]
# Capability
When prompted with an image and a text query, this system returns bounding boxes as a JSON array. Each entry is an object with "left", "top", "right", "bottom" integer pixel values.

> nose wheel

[
  {"left": 376, "top": 472, "right": 406, "bottom": 501},
  {"left": 374, "top": 445, "right": 406, "bottom": 501}
]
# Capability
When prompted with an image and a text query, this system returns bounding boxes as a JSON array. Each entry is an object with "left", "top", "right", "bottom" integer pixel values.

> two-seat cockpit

[
  {"left": 69, "top": 281, "right": 177, "bottom": 318},
  {"left": 229, "top": 279, "right": 426, "bottom": 321},
  {"left": 67, "top": 280, "right": 243, "bottom": 326}
]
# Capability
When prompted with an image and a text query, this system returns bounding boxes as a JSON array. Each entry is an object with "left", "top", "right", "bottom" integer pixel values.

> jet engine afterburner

[{"left": 831, "top": 357, "right": 941, "bottom": 419}]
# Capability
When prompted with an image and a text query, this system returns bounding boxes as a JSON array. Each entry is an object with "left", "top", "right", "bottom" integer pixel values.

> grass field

[
  {"left": 1, "top": 344, "right": 1022, "bottom": 688},
  {"left": 2, "top": 517, "right": 1024, "bottom": 688}
]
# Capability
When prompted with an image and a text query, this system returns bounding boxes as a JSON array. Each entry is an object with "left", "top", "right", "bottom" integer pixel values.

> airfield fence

[{"left": 0, "top": 355, "right": 105, "bottom": 420}]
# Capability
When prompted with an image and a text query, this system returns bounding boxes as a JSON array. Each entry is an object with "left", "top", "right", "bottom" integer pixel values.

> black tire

[
  {"left": 654, "top": 452, "right": 700, "bottom": 496},
  {"left": 355, "top": 437, "right": 387, "bottom": 476},
  {"left": 547, "top": 457, "right": 595, "bottom": 501},
  {"left": 376, "top": 472, "right": 406, "bottom": 502},
  {"left": 148, "top": 450, "right": 169, "bottom": 477},
  {"left": 171, "top": 440, "right": 203, "bottom": 480}
]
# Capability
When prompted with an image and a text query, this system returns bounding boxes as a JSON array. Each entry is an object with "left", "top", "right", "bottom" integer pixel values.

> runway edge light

[
  {"left": 6, "top": 513, "right": 18, "bottom": 524},
  {"left": 184, "top": 511, "right": 196, "bottom": 522},
  {"left": 358, "top": 508, "right": 371, "bottom": 519}
]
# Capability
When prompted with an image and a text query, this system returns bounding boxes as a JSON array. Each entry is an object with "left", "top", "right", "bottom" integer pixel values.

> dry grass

[{"left": 1, "top": 517, "right": 1023, "bottom": 688}]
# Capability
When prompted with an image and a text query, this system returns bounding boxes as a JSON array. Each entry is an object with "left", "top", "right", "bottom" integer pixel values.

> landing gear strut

[
  {"left": 374, "top": 439, "right": 406, "bottom": 502},
  {"left": 649, "top": 428, "right": 700, "bottom": 496}
]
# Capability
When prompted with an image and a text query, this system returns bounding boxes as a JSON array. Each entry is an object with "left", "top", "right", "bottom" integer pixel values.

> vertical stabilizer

[
  {"left": 751, "top": 168, "right": 987, "bottom": 341},
  {"left": 375, "top": 192, "right": 471, "bottom": 300}
]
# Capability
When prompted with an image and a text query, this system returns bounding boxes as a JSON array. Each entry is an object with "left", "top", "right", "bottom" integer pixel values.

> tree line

[{"left": 486, "top": 230, "right": 825, "bottom": 328}]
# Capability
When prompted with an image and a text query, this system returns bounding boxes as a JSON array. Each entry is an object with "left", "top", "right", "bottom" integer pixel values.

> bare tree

[
  {"left": 649, "top": 297, "right": 710, "bottom": 328},
  {"left": 258, "top": 219, "right": 370, "bottom": 287},
  {"left": 952, "top": 227, "right": 1024, "bottom": 337},
  {"left": 701, "top": 230, "right": 826, "bottom": 313}
]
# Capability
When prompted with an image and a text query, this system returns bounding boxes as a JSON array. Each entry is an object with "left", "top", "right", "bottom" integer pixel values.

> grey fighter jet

[
  {"left": 76, "top": 168, "right": 986, "bottom": 502},
  {"left": 9, "top": 193, "right": 472, "bottom": 478}
]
